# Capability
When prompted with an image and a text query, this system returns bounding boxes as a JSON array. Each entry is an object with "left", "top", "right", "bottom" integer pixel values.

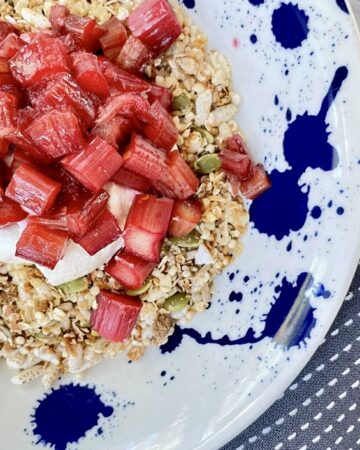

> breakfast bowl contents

[{"left": 0, "top": 0, "right": 270, "bottom": 387}]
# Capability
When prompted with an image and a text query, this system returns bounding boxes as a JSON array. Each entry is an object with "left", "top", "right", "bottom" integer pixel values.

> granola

[{"left": 0, "top": 0, "right": 249, "bottom": 386}]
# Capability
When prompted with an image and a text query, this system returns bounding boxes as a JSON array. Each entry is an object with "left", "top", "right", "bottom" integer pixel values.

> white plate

[{"left": 2, "top": 1, "right": 360, "bottom": 449}]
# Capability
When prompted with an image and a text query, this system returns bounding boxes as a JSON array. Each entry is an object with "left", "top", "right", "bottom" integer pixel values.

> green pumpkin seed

[
  {"left": 195, "top": 154, "right": 222, "bottom": 174},
  {"left": 172, "top": 94, "right": 192, "bottom": 113},
  {"left": 193, "top": 127, "right": 214, "bottom": 144},
  {"left": 163, "top": 293, "right": 190, "bottom": 312},
  {"left": 126, "top": 281, "right": 151, "bottom": 297},
  {"left": 168, "top": 231, "right": 200, "bottom": 249},
  {"left": 57, "top": 277, "right": 88, "bottom": 294}
]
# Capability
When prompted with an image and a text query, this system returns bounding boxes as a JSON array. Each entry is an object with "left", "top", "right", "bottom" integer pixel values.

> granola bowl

[{"left": 1, "top": 0, "right": 360, "bottom": 449}]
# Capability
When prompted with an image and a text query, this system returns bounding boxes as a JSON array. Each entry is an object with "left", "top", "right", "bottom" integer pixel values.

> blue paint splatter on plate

[
  {"left": 336, "top": 0, "right": 349, "bottom": 14},
  {"left": 250, "top": 66, "right": 348, "bottom": 240},
  {"left": 32, "top": 384, "right": 113, "bottom": 450},
  {"left": 161, "top": 272, "right": 325, "bottom": 353},
  {"left": 272, "top": 3, "right": 309, "bottom": 49}
]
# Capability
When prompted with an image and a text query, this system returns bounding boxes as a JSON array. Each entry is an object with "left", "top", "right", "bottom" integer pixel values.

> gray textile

[{"left": 222, "top": 265, "right": 360, "bottom": 450}]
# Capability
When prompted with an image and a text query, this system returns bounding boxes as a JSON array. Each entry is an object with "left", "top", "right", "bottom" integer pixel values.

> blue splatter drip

[
  {"left": 250, "top": 34, "right": 258, "bottom": 44},
  {"left": 272, "top": 3, "right": 309, "bottom": 49},
  {"left": 181, "top": 0, "right": 195, "bottom": 8},
  {"left": 336, "top": 0, "right": 349, "bottom": 13},
  {"left": 248, "top": 0, "right": 265, "bottom": 5},
  {"left": 313, "top": 283, "right": 331, "bottom": 299},
  {"left": 32, "top": 384, "right": 113, "bottom": 450},
  {"left": 229, "top": 291, "right": 243, "bottom": 302},
  {"left": 311, "top": 206, "right": 322, "bottom": 219},
  {"left": 337, "top": 207, "right": 345, "bottom": 215},
  {"left": 250, "top": 66, "right": 348, "bottom": 240},
  {"left": 161, "top": 272, "right": 324, "bottom": 353}
]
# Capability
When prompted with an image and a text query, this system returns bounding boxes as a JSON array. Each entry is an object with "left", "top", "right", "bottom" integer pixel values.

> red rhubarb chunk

[
  {"left": 220, "top": 148, "right": 253, "bottom": 181},
  {"left": 111, "top": 166, "right": 151, "bottom": 192},
  {"left": 116, "top": 35, "right": 153, "bottom": 74},
  {"left": 49, "top": 5, "right": 69, "bottom": 33},
  {"left": 0, "top": 138, "right": 8, "bottom": 158},
  {"left": 99, "top": 17, "right": 127, "bottom": 59},
  {"left": 15, "top": 223, "right": 68, "bottom": 269},
  {"left": 76, "top": 209, "right": 121, "bottom": 255},
  {"left": 100, "top": 58, "right": 150, "bottom": 93},
  {"left": 20, "top": 30, "right": 58, "bottom": 44},
  {"left": 61, "top": 136, "right": 123, "bottom": 192},
  {"left": 168, "top": 198, "right": 202, "bottom": 237},
  {"left": 6, "top": 164, "right": 61, "bottom": 215},
  {"left": 126, "top": 194, "right": 173, "bottom": 235},
  {"left": 71, "top": 52, "right": 109, "bottom": 98},
  {"left": 122, "top": 133, "right": 168, "bottom": 183},
  {"left": 30, "top": 74, "right": 97, "bottom": 128},
  {"left": 106, "top": 251, "right": 155, "bottom": 290},
  {"left": 124, "top": 224, "right": 163, "bottom": 262},
  {"left": 26, "top": 109, "right": 83, "bottom": 160},
  {"left": 127, "top": 0, "right": 181, "bottom": 54},
  {"left": 0, "top": 197, "right": 27, "bottom": 226},
  {"left": 95, "top": 93, "right": 153, "bottom": 126},
  {"left": 143, "top": 100, "right": 178, "bottom": 151},
  {"left": 0, "top": 21, "right": 17, "bottom": 41},
  {"left": 28, "top": 206, "right": 68, "bottom": 231},
  {"left": 10, "top": 148, "right": 37, "bottom": 172},
  {"left": 239, "top": 164, "right": 271, "bottom": 200},
  {"left": 153, "top": 150, "right": 199, "bottom": 200},
  {"left": 92, "top": 116, "right": 132, "bottom": 148},
  {"left": 66, "top": 189, "right": 109, "bottom": 238},
  {"left": 10, "top": 38, "right": 70, "bottom": 88},
  {"left": 0, "top": 33, "right": 24, "bottom": 59},
  {"left": 224, "top": 134, "right": 250, "bottom": 154},
  {"left": 0, "top": 91, "right": 17, "bottom": 138},
  {"left": 147, "top": 84, "right": 172, "bottom": 110},
  {"left": 64, "top": 14, "right": 105, "bottom": 52},
  {"left": 91, "top": 290, "right": 142, "bottom": 342}
]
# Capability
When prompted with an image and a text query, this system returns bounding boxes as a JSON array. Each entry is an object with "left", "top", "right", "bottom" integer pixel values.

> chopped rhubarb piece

[
  {"left": 61, "top": 136, "right": 123, "bottom": 192},
  {"left": 0, "top": 138, "right": 8, "bottom": 158},
  {"left": 0, "top": 56, "right": 16, "bottom": 87},
  {"left": 28, "top": 206, "right": 68, "bottom": 231},
  {"left": 10, "top": 148, "right": 37, "bottom": 172},
  {"left": 71, "top": 52, "right": 109, "bottom": 99},
  {"left": 111, "top": 166, "right": 151, "bottom": 192},
  {"left": 147, "top": 84, "right": 172, "bottom": 110},
  {"left": 49, "top": 5, "right": 69, "bottom": 33},
  {"left": 153, "top": 150, "right": 199, "bottom": 200},
  {"left": 224, "top": 134, "right": 250, "bottom": 154},
  {"left": 0, "top": 21, "right": 17, "bottom": 41},
  {"left": 92, "top": 116, "right": 132, "bottom": 148},
  {"left": 64, "top": 14, "right": 105, "bottom": 52},
  {"left": 26, "top": 109, "right": 83, "bottom": 160},
  {"left": 122, "top": 133, "right": 168, "bottom": 183},
  {"left": 220, "top": 148, "right": 253, "bottom": 181},
  {"left": 124, "top": 224, "right": 163, "bottom": 262},
  {"left": 6, "top": 164, "right": 61, "bottom": 215},
  {"left": 99, "top": 17, "right": 127, "bottom": 59},
  {"left": 0, "top": 197, "right": 27, "bottom": 226},
  {"left": 66, "top": 189, "right": 109, "bottom": 238},
  {"left": 168, "top": 198, "right": 202, "bottom": 237},
  {"left": 76, "top": 209, "right": 121, "bottom": 255},
  {"left": 10, "top": 38, "right": 70, "bottom": 87},
  {"left": 95, "top": 93, "right": 153, "bottom": 126},
  {"left": 239, "top": 164, "right": 271, "bottom": 200},
  {"left": 116, "top": 35, "right": 153, "bottom": 74},
  {"left": 106, "top": 251, "right": 155, "bottom": 290},
  {"left": 0, "top": 91, "right": 17, "bottom": 138},
  {"left": 143, "top": 100, "right": 178, "bottom": 151},
  {"left": 60, "top": 33, "right": 77, "bottom": 53},
  {"left": 91, "top": 290, "right": 142, "bottom": 342},
  {"left": 0, "top": 33, "right": 24, "bottom": 59},
  {"left": 20, "top": 30, "right": 57, "bottom": 44},
  {"left": 100, "top": 58, "right": 150, "bottom": 93},
  {"left": 30, "top": 74, "right": 97, "bottom": 128},
  {"left": 127, "top": 0, "right": 181, "bottom": 54},
  {"left": 15, "top": 223, "right": 68, "bottom": 269},
  {"left": 126, "top": 194, "right": 173, "bottom": 235}
]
